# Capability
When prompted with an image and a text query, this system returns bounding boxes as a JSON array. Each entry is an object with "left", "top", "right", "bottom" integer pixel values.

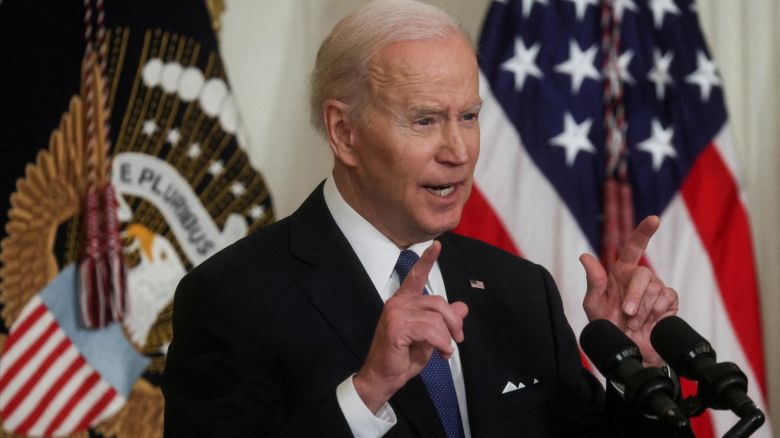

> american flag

[
  {"left": 455, "top": 0, "right": 771, "bottom": 436},
  {"left": 0, "top": 266, "right": 147, "bottom": 437}
]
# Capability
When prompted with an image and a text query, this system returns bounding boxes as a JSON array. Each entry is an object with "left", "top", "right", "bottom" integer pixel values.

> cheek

[
  {"left": 468, "top": 131, "right": 481, "bottom": 161},
  {"left": 371, "top": 157, "right": 418, "bottom": 201}
]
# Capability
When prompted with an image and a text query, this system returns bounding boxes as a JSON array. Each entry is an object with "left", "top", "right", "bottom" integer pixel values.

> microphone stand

[
  {"left": 650, "top": 316, "right": 766, "bottom": 437},
  {"left": 674, "top": 360, "right": 765, "bottom": 437}
]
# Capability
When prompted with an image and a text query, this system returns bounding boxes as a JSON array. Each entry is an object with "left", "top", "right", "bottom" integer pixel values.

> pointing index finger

[
  {"left": 396, "top": 240, "right": 441, "bottom": 297},
  {"left": 617, "top": 215, "right": 660, "bottom": 269}
]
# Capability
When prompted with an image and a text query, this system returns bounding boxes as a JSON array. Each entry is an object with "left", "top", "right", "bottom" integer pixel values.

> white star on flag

[
  {"left": 501, "top": 38, "right": 543, "bottom": 92},
  {"left": 473, "top": 1, "right": 772, "bottom": 435},
  {"left": 520, "top": 0, "right": 548, "bottom": 18},
  {"left": 187, "top": 143, "right": 202, "bottom": 159},
  {"left": 606, "top": 49, "right": 636, "bottom": 96},
  {"left": 166, "top": 128, "right": 181, "bottom": 146},
  {"left": 549, "top": 112, "right": 595, "bottom": 166},
  {"left": 555, "top": 40, "right": 601, "bottom": 94},
  {"left": 142, "top": 119, "right": 158, "bottom": 137},
  {"left": 617, "top": 50, "right": 635, "bottom": 85},
  {"left": 638, "top": 119, "right": 677, "bottom": 171},
  {"left": 648, "top": 49, "right": 675, "bottom": 100},
  {"left": 230, "top": 182, "right": 246, "bottom": 197},
  {"left": 208, "top": 160, "right": 224, "bottom": 176},
  {"left": 248, "top": 204, "right": 266, "bottom": 220},
  {"left": 613, "top": 0, "right": 638, "bottom": 20},
  {"left": 565, "top": 0, "right": 598, "bottom": 21},
  {"left": 685, "top": 50, "right": 721, "bottom": 102},
  {"left": 649, "top": 0, "right": 681, "bottom": 29}
]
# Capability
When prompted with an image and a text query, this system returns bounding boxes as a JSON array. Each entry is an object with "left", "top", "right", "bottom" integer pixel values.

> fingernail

[
  {"left": 624, "top": 302, "right": 636, "bottom": 314},
  {"left": 629, "top": 318, "right": 639, "bottom": 330}
]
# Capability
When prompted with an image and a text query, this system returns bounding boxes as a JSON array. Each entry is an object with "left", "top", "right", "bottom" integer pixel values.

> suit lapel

[
  {"left": 289, "top": 184, "right": 382, "bottom": 363},
  {"left": 438, "top": 233, "right": 503, "bottom": 435},
  {"left": 288, "top": 184, "right": 445, "bottom": 438}
]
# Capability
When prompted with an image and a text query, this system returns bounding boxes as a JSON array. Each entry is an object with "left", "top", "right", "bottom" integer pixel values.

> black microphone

[
  {"left": 580, "top": 319, "right": 688, "bottom": 428},
  {"left": 650, "top": 316, "right": 765, "bottom": 434}
]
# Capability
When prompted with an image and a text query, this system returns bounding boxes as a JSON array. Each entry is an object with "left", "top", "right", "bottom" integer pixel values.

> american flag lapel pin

[{"left": 469, "top": 279, "right": 485, "bottom": 290}]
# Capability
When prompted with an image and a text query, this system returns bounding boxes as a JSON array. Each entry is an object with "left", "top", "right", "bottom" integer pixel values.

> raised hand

[
  {"left": 579, "top": 216, "right": 679, "bottom": 366},
  {"left": 353, "top": 241, "right": 469, "bottom": 412}
]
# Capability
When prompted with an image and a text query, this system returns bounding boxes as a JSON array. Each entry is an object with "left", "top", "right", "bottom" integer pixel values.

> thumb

[{"left": 579, "top": 253, "right": 607, "bottom": 299}]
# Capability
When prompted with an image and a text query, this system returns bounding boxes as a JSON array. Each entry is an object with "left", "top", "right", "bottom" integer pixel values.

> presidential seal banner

[{"left": 0, "top": 1, "right": 274, "bottom": 436}]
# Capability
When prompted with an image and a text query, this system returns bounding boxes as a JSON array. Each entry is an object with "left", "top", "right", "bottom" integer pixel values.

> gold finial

[{"left": 205, "top": 0, "right": 226, "bottom": 35}]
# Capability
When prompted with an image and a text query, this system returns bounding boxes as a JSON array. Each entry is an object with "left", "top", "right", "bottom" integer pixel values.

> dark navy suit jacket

[{"left": 162, "top": 184, "right": 692, "bottom": 437}]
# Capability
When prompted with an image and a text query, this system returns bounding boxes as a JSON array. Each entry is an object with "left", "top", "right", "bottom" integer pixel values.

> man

[{"left": 162, "top": 1, "right": 688, "bottom": 436}]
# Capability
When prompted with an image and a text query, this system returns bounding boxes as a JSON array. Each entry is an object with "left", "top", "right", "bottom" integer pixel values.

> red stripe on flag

[
  {"left": 17, "top": 355, "right": 86, "bottom": 435},
  {"left": 680, "top": 144, "right": 767, "bottom": 394},
  {"left": 44, "top": 371, "right": 100, "bottom": 436},
  {"left": 454, "top": 185, "right": 521, "bottom": 256},
  {"left": 75, "top": 387, "right": 117, "bottom": 431},
  {"left": 0, "top": 320, "right": 58, "bottom": 392},
  {"left": 2, "top": 337, "right": 70, "bottom": 419},
  {"left": 2, "top": 304, "right": 47, "bottom": 353}
]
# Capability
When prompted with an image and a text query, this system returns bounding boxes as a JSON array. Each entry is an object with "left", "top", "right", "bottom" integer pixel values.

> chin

[{"left": 421, "top": 210, "right": 464, "bottom": 237}]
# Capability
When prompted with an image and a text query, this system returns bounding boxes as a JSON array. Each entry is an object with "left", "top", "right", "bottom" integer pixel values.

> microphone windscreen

[
  {"left": 650, "top": 316, "right": 711, "bottom": 371},
  {"left": 580, "top": 319, "right": 638, "bottom": 374}
]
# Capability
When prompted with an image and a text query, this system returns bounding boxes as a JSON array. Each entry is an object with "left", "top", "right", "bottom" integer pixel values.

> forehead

[{"left": 368, "top": 35, "right": 479, "bottom": 107}]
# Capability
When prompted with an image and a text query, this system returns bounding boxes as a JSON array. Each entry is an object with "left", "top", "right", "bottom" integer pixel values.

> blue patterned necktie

[{"left": 395, "top": 250, "right": 465, "bottom": 438}]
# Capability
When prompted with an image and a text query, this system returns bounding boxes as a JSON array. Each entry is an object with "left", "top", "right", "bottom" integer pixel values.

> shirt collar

[{"left": 323, "top": 177, "right": 433, "bottom": 296}]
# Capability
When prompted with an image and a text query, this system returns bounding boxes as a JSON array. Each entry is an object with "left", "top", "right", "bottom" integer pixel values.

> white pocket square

[
  {"left": 501, "top": 381, "right": 525, "bottom": 394},
  {"left": 502, "top": 378, "right": 540, "bottom": 394}
]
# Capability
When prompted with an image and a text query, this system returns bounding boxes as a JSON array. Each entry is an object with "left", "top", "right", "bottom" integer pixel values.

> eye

[
  {"left": 415, "top": 117, "right": 435, "bottom": 127},
  {"left": 462, "top": 112, "right": 479, "bottom": 122}
]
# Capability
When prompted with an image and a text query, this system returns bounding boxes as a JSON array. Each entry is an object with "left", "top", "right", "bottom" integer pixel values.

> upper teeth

[{"left": 428, "top": 186, "right": 454, "bottom": 197}]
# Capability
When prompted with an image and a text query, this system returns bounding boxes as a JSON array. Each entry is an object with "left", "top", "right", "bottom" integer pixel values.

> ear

[{"left": 323, "top": 99, "right": 359, "bottom": 168}]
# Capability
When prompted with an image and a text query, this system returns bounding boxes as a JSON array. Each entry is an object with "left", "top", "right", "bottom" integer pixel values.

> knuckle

[
  {"left": 430, "top": 311, "right": 446, "bottom": 327},
  {"left": 384, "top": 301, "right": 402, "bottom": 317},
  {"left": 422, "top": 296, "right": 448, "bottom": 313},
  {"left": 582, "top": 298, "right": 595, "bottom": 311},
  {"left": 583, "top": 301, "right": 600, "bottom": 316},
  {"left": 653, "top": 301, "right": 668, "bottom": 314},
  {"left": 647, "top": 282, "right": 662, "bottom": 297},
  {"left": 384, "top": 316, "right": 402, "bottom": 334},
  {"left": 634, "top": 266, "right": 652, "bottom": 278},
  {"left": 385, "top": 295, "right": 403, "bottom": 308},
  {"left": 431, "top": 295, "right": 448, "bottom": 307}
]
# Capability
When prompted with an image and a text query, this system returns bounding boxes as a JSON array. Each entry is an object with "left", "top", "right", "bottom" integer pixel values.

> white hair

[{"left": 309, "top": 0, "right": 471, "bottom": 136}]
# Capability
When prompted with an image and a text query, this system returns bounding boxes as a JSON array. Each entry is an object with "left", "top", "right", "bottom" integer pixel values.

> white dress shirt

[{"left": 324, "top": 177, "right": 472, "bottom": 438}]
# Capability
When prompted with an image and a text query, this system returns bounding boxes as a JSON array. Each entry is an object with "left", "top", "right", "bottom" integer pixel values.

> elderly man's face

[{"left": 348, "top": 34, "right": 481, "bottom": 247}]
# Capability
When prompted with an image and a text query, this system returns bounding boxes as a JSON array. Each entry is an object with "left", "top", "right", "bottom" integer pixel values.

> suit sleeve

[
  {"left": 537, "top": 265, "right": 693, "bottom": 437},
  {"left": 161, "top": 268, "right": 354, "bottom": 437}
]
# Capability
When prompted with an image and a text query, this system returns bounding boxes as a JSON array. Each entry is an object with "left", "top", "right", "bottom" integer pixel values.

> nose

[{"left": 437, "top": 121, "right": 472, "bottom": 166}]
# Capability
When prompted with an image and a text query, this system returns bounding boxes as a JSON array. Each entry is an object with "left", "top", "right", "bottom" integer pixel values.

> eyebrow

[
  {"left": 465, "top": 101, "right": 484, "bottom": 113},
  {"left": 408, "top": 101, "right": 484, "bottom": 116}
]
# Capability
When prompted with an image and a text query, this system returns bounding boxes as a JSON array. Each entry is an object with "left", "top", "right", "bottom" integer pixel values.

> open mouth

[{"left": 424, "top": 184, "right": 456, "bottom": 197}]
